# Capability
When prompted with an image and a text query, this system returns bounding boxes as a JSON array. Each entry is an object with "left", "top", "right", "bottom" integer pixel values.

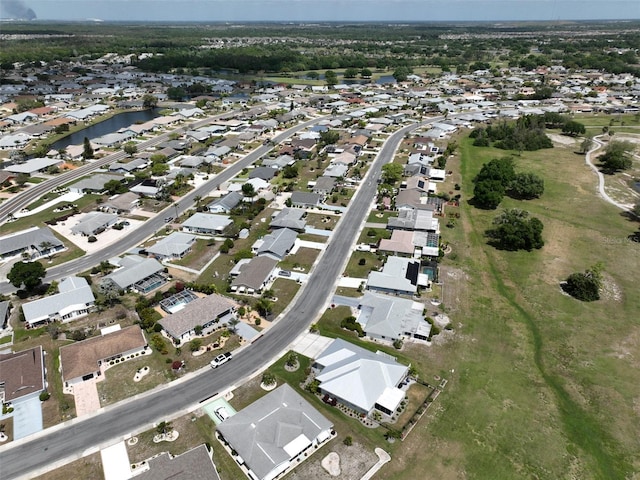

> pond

[{"left": 51, "top": 108, "right": 161, "bottom": 150}]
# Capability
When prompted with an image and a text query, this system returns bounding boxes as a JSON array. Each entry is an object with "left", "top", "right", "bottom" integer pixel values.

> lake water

[{"left": 52, "top": 109, "right": 161, "bottom": 150}]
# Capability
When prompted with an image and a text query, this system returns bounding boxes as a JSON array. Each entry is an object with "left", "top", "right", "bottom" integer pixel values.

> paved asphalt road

[
  {"left": 0, "top": 112, "right": 227, "bottom": 223},
  {"left": 0, "top": 118, "right": 438, "bottom": 479},
  {"left": 0, "top": 116, "right": 323, "bottom": 295}
]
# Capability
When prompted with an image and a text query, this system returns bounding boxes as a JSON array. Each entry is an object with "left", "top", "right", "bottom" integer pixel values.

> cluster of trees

[
  {"left": 473, "top": 157, "right": 544, "bottom": 209},
  {"left": 486, "top": 209, "right": 544, "bottom": 251},
  {"left": 563, "top": 264, "right": 603, "bottom": 302},
  {"left": 470, "top": 115, "right": 554, "bottom": 151},
  {"left": 598, "top": 140, "right": 636, "bottom": 173},
  {"left": 7, "top": 261, "right": 46, "bottom": 291}
]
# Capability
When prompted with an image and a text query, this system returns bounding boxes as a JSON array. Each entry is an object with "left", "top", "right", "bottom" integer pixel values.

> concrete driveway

[
  {"left": 72, "top": 378, "right": 102, "bottom": 417},
  {"left": 12, "top": 397, "right": 43, "bottom": 440},
  {"left": 292, "top": 333, "right": 334, "bottom": 359}
]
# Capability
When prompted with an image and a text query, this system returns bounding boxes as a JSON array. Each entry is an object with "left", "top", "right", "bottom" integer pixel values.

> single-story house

[
  {"left": 249, "top": 166, "right": 278, "bottom": 181},
  {"left": 68, "top": 173, "right": 125, "bottom": 194},
  {"left": 3, "top": 157, "right": 63, "bottom": 175},
  {"left": 313, "top": 338, "right": 408, "bottom": 416},
  {"left": 217, "top": 384, "right": 334, "bottom": 480},
  {"left": 0, "top": 226, "right": 65, "bottom": 262},
  {"left": 208, "top": 191, "right": 243, "bottom": 214},
  {"left": 230, "top": 256, "right": 278, "bottom": 293},
  {"left": 269, "top": 208, "right": 307, "bottom": 232},
  {"left": 103, "top": 255, "right": 166, "bottom": 293},
  {"left": 357, "top": 292, "right": 431, "bottom": 344},
  {"left": 388, "top": 209, "right": 440, "bottom": 233},
  {"left": 182, "top": 212, "right": 233, "bottom": 235},
  {"left": 101, "top": 191, "right": 140, "bottom": 214},
  {"left": 312, "top": 176, "right": 336, "bottom": 195},
  {"left": 367, "top": 256, "right": 427, "bottom": 296},
  {"left": 158, "top": 294, "right": 236, "bottom": 343},
  {"left": 134, "top": 444, "right": 220, "bottom": 480},
  {"left": 146, "top": 232, "right": 196, "bottom": 261},
  {"left": 21, "top": 276, "right": 95, "bottom": 327},
  {"left": 290, "top": 192, "right": 323, "bottom": 208},
  {"left": 378, "top": 230, "right": 440, "bottom": 258},
  {"left": 323, "top": 163, "right": 348, "bottom": 178},
  {"left": 108, "top": 158, "right": 148, "bottom": 173},
  {"left": 253, "top": 228, "right": 297, "bottom": 260},
  {"left": 0, "top": 346, "right": 46, "bottom": 405},
  {"left": 59, "top": 325, "right": 147, "bottom": 385},
  {"left": 262, "top": 154, "right": 294, "bottom": 170},
  {"left": 70, "top": 212, "right": 119, "bottom": 236}
]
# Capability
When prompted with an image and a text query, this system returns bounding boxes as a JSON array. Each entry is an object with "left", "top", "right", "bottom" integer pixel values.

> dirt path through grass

[{"left": 460, "top": 142, "right": 633, "bottom": 479}]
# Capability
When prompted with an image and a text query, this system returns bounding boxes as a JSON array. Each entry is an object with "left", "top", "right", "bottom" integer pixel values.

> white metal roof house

[
  {"left": 313, "top": 338, "right": 408, "bottom": 416},
  {"left": 217, "top": 384, "right": 334, "bottom": 480},
  {"left": 357, "top": 292, "right": 431, "bottom": 344},
  {"left": 103, "top": 256, "right": 165, "bottom": 293},
  {"left": 182, "top": 212, "right": 233, "bottom": 235},
  {"left": 366, "top": 256, "right": 427, "bottom": 296},
  {"left": 146, "top": 232, "right": 196, "bottom": 261},
  {"left": 21, "top": 276, "right": 95, "bottom": 327}
]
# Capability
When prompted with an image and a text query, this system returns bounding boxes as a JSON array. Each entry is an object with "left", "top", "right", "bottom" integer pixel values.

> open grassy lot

[
  {"left": 2, "top": 193, "right": 102, "bottom": 234},
  {"left": 343, "top": 251, "right": 383, "bottom": 278},
  {"left": 170, "top": 238, "right": 218, "bottom": 270},
  {"left": 32, "top": 453, "right": 104, "bottom": 480},
  {"left": 278, "top": 247, "right": 318, "bottom": 272},
  {"left": 390, "top": 135, "right": 640, "bottom": 479},
  {"left": 127, "top": 414, "right": 217, "bottom": 465}
]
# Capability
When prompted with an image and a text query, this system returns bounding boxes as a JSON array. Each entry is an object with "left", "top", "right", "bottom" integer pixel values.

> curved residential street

[{"left": 0, "top": 117, "right": 439, "bottom": 480}]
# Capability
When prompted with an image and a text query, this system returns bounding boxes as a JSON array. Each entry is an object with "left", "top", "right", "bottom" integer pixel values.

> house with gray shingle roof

[
  {"left": 146, "top": 232, "right": 196, "bottom": 261},
  {"left": 182, "top": 212, "right": 233, "bottom": 235},
  {"left": 253, "top": 228, "right": 297, "bottom": 260},
  {"left": 0, "top": 226, "right": 65, "bottom": 261},
  {"left": 290, "top": 191, "right": 323, "bottom": 208},
  {"left": 68, "top": 173, "right": 125, "bottom": 194},
  {"left": 230, "top": 256, "right": 278, "bottom": 293},
  {"left": 269, "top": 208, "right": 306, "bottom": 232},
  {"left": 159, "top": 294, "right": 236, "bottom": 343},
  {"left": 217, "top": 384, "right": 333, "bottom": 480},
  {"left": 103, "top": 255, "right": 165, "bottom": 293},
  {"left": 366, "top": 256, "right": 426, "bottom": 296},
  {"left": 70, "top": 212, "right": 119, "bottom": 236},
  {"left": 207, "top": 191, "right": 243, "bottom": 214},
  {"left": 134, "top": 444, "right": 220, "bottom": 480}
]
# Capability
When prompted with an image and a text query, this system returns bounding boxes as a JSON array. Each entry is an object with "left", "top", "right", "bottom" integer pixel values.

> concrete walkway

[{"left": 360, "top": 448, "right": 391, "bottom": 480}]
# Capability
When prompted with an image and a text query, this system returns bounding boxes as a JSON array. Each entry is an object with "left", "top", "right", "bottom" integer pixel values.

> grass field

[{"left": 385, "top": 135, "right": 640, "bottom": 479}]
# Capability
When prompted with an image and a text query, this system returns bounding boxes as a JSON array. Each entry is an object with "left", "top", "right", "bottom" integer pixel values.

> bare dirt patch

[{"left": 285, "top": 439, "right": 378, "bottom": 480}]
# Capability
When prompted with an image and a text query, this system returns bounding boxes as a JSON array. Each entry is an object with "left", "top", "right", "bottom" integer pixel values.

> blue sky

[{"left": 5, "top": 0, "right": 640, "bottom": 22}]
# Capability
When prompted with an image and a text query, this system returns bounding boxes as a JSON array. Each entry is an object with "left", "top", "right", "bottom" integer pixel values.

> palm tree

[
  {"left": 39, "top": 241, "right": 54, "bottom": 260},
  {"left": 194, "top": 195, "right": 202, "bottom": 209}
]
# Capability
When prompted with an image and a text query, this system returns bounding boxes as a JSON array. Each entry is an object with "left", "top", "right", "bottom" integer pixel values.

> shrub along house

[{"left": 59, "top": 325, "right": 148, "bottom": 386}]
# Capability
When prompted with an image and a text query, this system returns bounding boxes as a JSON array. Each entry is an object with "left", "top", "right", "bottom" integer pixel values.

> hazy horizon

[{"left": 1, "top": 0, "right": 638, "bottom": 22}]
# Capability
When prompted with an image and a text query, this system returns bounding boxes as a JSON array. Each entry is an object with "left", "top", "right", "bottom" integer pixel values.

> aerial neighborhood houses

[{"left": 0, "top": 41, "right": 639, "bottom": 480}]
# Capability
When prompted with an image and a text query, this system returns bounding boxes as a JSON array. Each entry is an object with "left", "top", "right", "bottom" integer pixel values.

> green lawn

[
  {"left": 3, "top": 194, "right": 102, "bottom": 234},
  {"left": 389, "top": 134, "right": 640, "bottom": 479}
]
